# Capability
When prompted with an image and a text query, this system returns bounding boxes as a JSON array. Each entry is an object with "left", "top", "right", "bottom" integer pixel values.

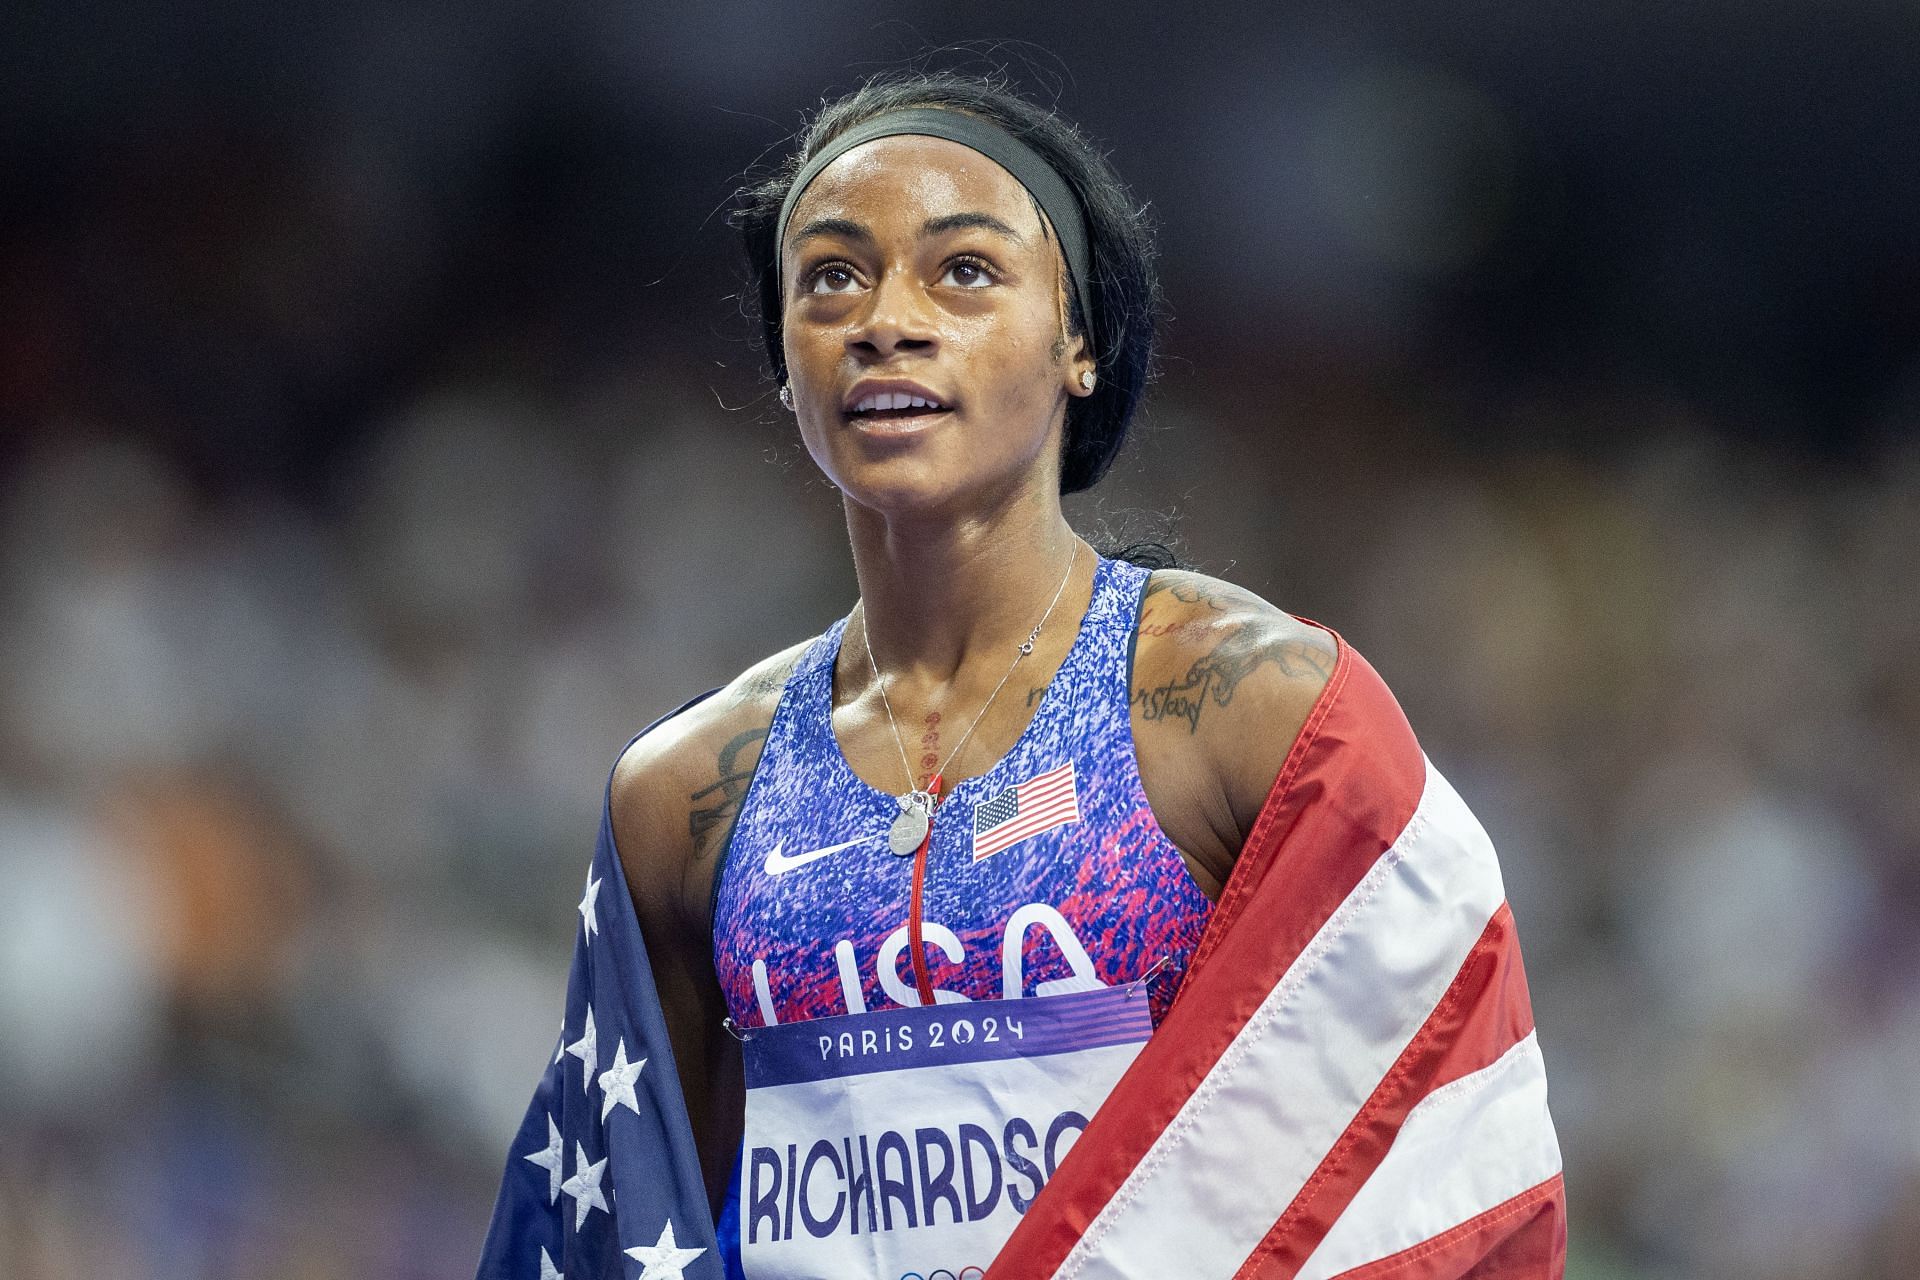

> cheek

[
  {"left": 780, "top": 319, "right": 820, "bottom": 388},
  {"left": 967, "top": 316, "right": 1065, "bottom": 414}
]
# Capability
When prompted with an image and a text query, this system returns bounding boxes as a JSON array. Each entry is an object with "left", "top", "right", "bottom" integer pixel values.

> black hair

[{"left": 731, "top": 67, "right": 1167, "bottom": 498}]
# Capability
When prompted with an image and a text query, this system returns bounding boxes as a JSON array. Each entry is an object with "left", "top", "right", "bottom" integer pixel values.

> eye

[
  {"left": 941, "top": 255, "right": 997, "bottom": 289},
  {"left": 803, "top": 262, "right": 861, "bottom": 295}
]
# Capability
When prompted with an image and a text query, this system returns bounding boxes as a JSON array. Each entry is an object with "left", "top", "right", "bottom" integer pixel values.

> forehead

[{"left": 785, "top": 134, "right": 1040, "bottom": 239}]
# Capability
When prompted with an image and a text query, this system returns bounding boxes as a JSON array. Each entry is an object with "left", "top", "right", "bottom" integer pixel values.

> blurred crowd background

[{"left": 3, "top": 4, "right": 1918, "bottom": 1278}]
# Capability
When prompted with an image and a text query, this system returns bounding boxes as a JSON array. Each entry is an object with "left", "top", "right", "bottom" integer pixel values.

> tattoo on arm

[
  {"left": 1135, "top": 633, "right": 1331, "bottom": 733},
  {"left": 1133, "top": 610, "right": 1333, "bottom": 735},
  {"left": 693, "top": 652, "right": 802, "bottom": 846},
  {"left": 688, "top": 725, "right": 768, "bottom": 853}
]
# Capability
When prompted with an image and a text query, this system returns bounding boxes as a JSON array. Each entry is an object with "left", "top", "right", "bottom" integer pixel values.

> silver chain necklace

[{"left": 860, "top": 539, "right": 1081, "bottom": 856}]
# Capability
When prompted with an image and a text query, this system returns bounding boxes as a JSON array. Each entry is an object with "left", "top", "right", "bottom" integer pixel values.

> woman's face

[{"left": 779, "top": 133, "right": 1094, "bottom": 518}]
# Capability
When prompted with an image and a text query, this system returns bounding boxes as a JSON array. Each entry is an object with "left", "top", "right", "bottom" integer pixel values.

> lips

[{"left": 845, "top": 409, "right": 951, "bottom": 443}]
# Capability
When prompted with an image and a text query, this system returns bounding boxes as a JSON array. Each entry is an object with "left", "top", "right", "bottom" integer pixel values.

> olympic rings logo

[{"left": 895, "top": 1269, "right": 986, "bottom": 1280}]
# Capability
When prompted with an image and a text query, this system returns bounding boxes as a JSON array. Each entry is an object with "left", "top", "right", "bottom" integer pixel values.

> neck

[{"left": 846, "top": 480, "right": 1084, "bottom": 688}]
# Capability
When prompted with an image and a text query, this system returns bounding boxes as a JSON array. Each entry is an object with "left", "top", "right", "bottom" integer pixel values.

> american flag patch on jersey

[{"left": 972, "top": 760, "right": 1081, "bottom": 861}]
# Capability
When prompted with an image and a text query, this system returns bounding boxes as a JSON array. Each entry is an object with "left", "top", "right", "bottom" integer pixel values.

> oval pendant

[{"left": 888, "top": 804, "right": 930, "bottom": 856}]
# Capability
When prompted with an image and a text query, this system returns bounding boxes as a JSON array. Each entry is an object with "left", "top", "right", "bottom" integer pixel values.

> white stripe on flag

[
  {"left": 1296, "top": 1031, "right": 1562, "bottom": 1280},
  {"left": 1054, "top": 758, "right": 1507, "bottom": 1280}
]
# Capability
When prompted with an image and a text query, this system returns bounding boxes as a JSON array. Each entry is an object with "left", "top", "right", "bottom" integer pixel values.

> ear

[
  {"left": 1055, "top": 280, "right": 1096, "bottom": 398},
  {"left": 1036, "top": 213, "right": 1098, "bottom": 397},
  {"left": 1064, "top": 334, "right": 1096, "bottom": 399},
  {"left": 1073, "top": 356, "right": 1097, "bottom": 399},
  {"left": 1033, "top": 199, "right": 1096, "bottom": 398}
]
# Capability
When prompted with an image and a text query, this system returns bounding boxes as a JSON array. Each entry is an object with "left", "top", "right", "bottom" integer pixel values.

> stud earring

[
  {"left": 778, "top": 383, "right": 794, "bottom": 411},
  {"left": 1079, "top": 371, "right": 1096, "bottom": 392}
]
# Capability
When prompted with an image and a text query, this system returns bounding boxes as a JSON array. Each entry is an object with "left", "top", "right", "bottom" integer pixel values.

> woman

[{"left": 479, "top": 70, "right": 1565, "bottom": 1280}]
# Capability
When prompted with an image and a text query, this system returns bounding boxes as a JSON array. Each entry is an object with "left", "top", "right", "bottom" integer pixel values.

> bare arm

[
  {"left": 1128, "top": 570, "right": 1337, "bottom": 896},
  {"left": 606, "top": 647, "right": 803, "bottom": 1215}
]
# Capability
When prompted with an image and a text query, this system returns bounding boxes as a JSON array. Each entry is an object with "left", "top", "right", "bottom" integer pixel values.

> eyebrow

[{"left": 788, "top": 211, "right": 1028, "bottom": 252}]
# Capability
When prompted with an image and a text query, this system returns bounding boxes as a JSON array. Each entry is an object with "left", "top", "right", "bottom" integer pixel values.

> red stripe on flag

[
  {"left": 1319, "top": 1175, "right": 1566, "bottom": 1280},
  {"left": 1236, "top": 900, "right": 1539, "bottom": 1277},
  {"left": 1028, "top": 760, "right": 1075, "bottom": 786},
  {"left": 987, "top": 635, "right": 1431, "bottom": 1278},
  {"left": 1010, "top": 774, "right": 1076, "bottom": 808}
]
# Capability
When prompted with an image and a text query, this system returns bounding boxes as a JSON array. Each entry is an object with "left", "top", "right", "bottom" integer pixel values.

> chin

[{"left": 838, "top": 463, "right": 968, "bottom": 515}]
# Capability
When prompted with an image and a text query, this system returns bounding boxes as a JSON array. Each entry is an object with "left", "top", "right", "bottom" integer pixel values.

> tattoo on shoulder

[
  {"left": 1134, "top": 571, "right": 1234, "bottom": 679},
  {"left": 688, "top": 725, "right": 768, "bottom": 854},
  {"left": 727, "top": 662, "right": 791, "bottom": 708},
  {"left": 1140, "top": 572, "right": 1234, "bottom": 612},
  {"left": 1132, "top": 603, "right": 1333, "bottom": 735}
]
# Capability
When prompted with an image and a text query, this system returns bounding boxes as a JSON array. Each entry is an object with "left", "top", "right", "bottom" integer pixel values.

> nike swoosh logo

[{"left": 763, "top": 836, "right": 869, "bottom": 876}]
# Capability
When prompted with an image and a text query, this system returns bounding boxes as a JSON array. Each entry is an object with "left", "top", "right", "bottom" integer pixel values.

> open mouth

[
  {"left": 844, "top": 385, "right": 956, "bottom": 435},
  {"left": 844, "top": 391, "right": 955, "bottom": 431}
]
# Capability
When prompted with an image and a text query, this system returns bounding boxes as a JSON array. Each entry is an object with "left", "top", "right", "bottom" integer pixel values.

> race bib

[{"left": 737, "top": 985, "right": 1151, "bottom": 1280}]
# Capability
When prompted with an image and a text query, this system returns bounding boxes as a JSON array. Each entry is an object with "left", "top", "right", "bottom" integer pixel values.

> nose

[{"left": 848, "top": 265, "right": 938, "bottom": 361}]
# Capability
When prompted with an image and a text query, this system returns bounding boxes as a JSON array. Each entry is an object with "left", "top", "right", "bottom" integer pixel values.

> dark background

[{"left": 3, "top": 5, "right": 1917, "bottom": 1278}]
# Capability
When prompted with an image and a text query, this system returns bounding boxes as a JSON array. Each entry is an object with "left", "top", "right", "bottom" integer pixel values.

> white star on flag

[
  {"left": 624, "top": 1220, "right": 706, "bottom": 1279},
  {"left": 559, "top": 1142, "right": 608, "bottom": 1231},
  {"left": 522, "top": 1113, "right": 564, "bottom": 1204},
  {"left": 538, "top": 1245, "right": 563, "bottom": 1280},
  {"left": 598, "top": 1038, "right": 647, "bottom": 1122},
  {"left": 565, "top": 1006, "right": 598, "bottom": 1094},
  {"left": 578, "top": 871, "right": 602, "bottom": 941},
  {"left": 553, "top": 1019, "right": 565, "bottom": 1066}
]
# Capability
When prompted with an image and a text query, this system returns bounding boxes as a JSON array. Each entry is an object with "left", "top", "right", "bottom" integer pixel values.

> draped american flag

[
  {"left": 982, "top": 636, "right": 1566, "bottom": 1278},
  {"left": 476, "top": 691, "right": 728, "bottom": 1280},
  {"left": 478, "top": 636, "right": 1565, "bottom": 1279}
]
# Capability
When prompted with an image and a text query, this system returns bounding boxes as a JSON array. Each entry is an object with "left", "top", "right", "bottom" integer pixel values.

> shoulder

[
  {"left": 1129, "top": 568, "right": 1338, "bottom": 852},
  {"left": 1130, "top": 568, "right": 1338, "bottom": 725},
  {"left": 609, "top": 637, "right": 815, "bottom": 935},
  {"left": 1133, "top": 567, "right": 1337, "bottom": 670}
]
